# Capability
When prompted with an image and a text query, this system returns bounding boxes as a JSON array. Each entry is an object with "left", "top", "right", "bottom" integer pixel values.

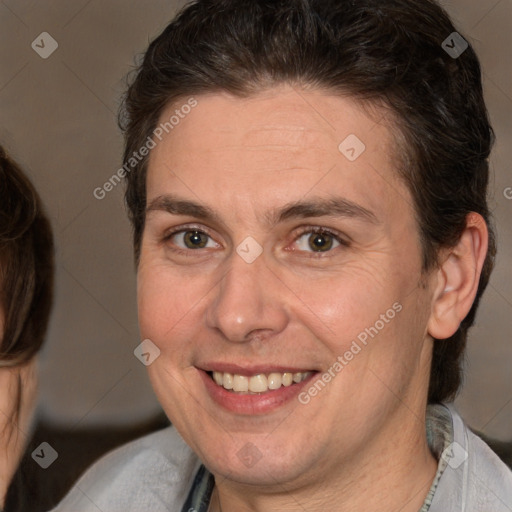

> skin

[
  {"left": 0, "top": 305, "right": 38, "bottom": 508},
  {"left": 138, "top": 85, "right": 488, "bottom": 511}
]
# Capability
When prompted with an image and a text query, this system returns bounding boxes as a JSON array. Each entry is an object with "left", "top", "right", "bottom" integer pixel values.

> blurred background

[{"left": 0, "top": 0, "right": 511, "bottom": 510}]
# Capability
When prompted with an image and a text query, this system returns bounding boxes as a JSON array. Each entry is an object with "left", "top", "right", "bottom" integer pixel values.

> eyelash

[
  {"left": 292, "top": 226, "right": 350, "bottom": 256},
  {"left": 162, "top": 224, "right": 350, "bottom": 258},
  {"left": 161, "top": 224, "right": 217, "bottom": 258}
]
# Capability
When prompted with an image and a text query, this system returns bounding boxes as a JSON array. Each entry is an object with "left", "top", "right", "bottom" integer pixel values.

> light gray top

[{"left": 51, "top": 404, "right": 512, "bottom": 511}]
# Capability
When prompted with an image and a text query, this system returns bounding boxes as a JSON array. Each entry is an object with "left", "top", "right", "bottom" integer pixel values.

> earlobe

[{"left": 427, "top": 213, "right": 488, "bottom": 340}]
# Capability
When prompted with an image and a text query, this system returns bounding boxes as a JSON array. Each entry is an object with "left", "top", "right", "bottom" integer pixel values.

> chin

[{"left": 198, "top": 435, "right": 315, "bottom": 488}]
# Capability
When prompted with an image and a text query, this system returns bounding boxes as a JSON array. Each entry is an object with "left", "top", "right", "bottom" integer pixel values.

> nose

[{"left": 205, "top": 250, "right": 289, "bottom": 344}]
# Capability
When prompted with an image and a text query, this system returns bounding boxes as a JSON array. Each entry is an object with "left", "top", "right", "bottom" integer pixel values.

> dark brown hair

[
  {"left": 0, "top": 146, "right": 54, "bottom": 367},
  {"left": 120, "top": 0, "right": 496, "bottom": 404}
]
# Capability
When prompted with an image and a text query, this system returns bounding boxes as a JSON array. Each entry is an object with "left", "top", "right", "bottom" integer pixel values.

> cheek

[
  {"left": 290, "top": 267, "right": 424, "bottom": 406},
  {"left": 285, "top": 264, "right": 401, "bottom": 348},
  {"left": 136, "top": 259, "right": 215, "bottom": 367},
  {"left": 138, "top": 261, "right": 194, "bottom": 333}
]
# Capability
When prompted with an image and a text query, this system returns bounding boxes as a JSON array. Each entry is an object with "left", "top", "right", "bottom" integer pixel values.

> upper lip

[{"left": 199, "top": 363, "right": 317, "bottom": 375}]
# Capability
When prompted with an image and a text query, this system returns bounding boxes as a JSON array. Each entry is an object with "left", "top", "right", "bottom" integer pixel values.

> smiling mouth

[{"left": 208, "top": 370, "right": 314, "bottom": 394}]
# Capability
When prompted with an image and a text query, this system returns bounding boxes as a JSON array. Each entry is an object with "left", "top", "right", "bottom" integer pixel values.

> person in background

[{"left": 0, "top": 145, "right": 54, "bottom": 510}]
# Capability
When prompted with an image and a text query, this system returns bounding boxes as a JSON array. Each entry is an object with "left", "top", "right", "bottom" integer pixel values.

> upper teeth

[{"left": 212, "top": 371, "right": 311, "bottom": 393}]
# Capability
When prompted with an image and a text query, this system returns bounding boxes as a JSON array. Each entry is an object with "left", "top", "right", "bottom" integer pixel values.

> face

[{"left": 138, "top": 86, "right": 436, "bottom": 489}]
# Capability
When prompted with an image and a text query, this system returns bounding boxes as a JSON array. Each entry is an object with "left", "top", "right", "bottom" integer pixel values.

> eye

[
  {"left": 167, "top": 229, "right": 219, "bottom": 250},
  {"left": 293, "top": 228, "right": 345, "bottom": 253}
]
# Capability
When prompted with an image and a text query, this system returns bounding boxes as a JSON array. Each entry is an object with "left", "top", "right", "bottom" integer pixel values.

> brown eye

[
  {"left": 308, "top": 232, "right": 334, "bottom": 252},
  {"left": 294, "top": 229, "right": 342, "bottom": 253},
  {"left": 183, "top": 230, "right": 209, "bottom": 248},
  {"left": 167, "top": 229, "right": 217, "bottom": 251}
]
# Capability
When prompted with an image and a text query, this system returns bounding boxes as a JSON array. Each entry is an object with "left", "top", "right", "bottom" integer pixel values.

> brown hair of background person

[
  {"left": 0, "top": 145, "right": 54, "bottom": 509},
  {"left": 0, "top": 145, "right": 54, "bottom": 368},
  {"left": 119, "top": 0, "right": 496, "bottom": 405}
]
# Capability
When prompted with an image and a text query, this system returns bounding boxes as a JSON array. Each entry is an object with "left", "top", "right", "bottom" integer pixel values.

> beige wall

[{"left": 1, "top": 0, "right": 511, "bottom": 439}]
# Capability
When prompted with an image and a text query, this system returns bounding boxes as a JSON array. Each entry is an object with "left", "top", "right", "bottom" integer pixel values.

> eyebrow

[
  {"left": 265, "top": 197, "right": 379, "bottom": 226},
  {"left": 147, "top": 195, "right": 219, "bottom": 221},
  {"left": 146, "top": 194, "right": 379, "bottom": 226}
]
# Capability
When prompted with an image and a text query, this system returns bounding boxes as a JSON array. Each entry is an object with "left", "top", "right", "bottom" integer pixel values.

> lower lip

[{"left": 199, "top": 370, "right": 317, "bottom": 415}]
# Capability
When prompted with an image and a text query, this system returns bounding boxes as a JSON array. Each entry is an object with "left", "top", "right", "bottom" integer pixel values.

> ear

[{"left": 427, "top": 213, "right": 489, "bottom": 340}]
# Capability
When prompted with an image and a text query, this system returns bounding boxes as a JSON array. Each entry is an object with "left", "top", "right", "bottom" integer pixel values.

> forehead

[{"left": 145, "top": 86, "right": 411, "bottom": 224}]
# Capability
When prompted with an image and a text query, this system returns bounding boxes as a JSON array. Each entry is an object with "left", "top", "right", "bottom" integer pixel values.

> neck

[{"left": 211, "top": 407, "right": 438, "bottom": 512}]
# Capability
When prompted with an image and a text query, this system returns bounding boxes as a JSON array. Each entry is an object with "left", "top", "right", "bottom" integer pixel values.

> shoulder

[
  {"left": 431, "top": 404, "right": 512, "bottom": 511},
  {"left": 51, "top": 426, "right": 201, "bottom": 512},
  {"left": 464, "top": 420, "right": 512, "bottom": 509}
]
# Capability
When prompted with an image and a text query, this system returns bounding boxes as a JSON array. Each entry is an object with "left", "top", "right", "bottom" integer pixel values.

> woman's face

[{"left": 137, "top": 86, "right": 436, "bottom": 490}]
